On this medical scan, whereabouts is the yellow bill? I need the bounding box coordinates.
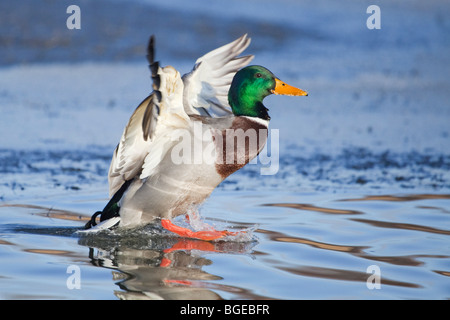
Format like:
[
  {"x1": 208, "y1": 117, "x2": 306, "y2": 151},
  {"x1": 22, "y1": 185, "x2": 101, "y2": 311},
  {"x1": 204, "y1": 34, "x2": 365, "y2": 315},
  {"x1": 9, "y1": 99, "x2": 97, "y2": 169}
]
[{"x1": 271, "y1": 78, "x2": 308, "y2": 96}]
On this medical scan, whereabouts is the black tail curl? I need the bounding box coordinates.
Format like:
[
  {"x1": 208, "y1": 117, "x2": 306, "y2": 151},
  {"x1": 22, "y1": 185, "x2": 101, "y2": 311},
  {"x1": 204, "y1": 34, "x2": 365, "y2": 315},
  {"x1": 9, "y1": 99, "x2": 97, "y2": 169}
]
[{"x1": 84, "y1": 179, "x2": 133, "y2": 229}]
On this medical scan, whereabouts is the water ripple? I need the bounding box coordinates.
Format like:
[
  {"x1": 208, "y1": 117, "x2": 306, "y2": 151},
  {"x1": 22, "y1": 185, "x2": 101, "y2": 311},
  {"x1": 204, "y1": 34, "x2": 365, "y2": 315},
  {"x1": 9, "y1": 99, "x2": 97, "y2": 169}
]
[
  {"x1": 276, "y1": 265, "x2": 421, "y2": 288},
  {"x1": 350, "y1": 218, "x2": 450, "y2": 236}
]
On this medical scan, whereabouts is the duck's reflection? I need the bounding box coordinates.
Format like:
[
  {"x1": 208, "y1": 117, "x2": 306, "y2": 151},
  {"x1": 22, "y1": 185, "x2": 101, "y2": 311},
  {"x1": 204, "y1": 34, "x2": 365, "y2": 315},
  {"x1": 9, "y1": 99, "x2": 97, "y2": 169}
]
[{"x1": 79, "y1": 233, "x2": 257, "y2": 300}]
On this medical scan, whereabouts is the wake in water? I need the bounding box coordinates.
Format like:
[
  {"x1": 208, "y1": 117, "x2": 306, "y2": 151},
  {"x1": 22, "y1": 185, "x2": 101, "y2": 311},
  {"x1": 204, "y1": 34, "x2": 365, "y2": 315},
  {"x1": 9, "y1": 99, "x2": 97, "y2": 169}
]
[
  {"x1": 77, "y1": 207, "x2": 258, "y2": 244},
  {"x1": 77, "y1": 212, "x2": 258, "y2": 276}
]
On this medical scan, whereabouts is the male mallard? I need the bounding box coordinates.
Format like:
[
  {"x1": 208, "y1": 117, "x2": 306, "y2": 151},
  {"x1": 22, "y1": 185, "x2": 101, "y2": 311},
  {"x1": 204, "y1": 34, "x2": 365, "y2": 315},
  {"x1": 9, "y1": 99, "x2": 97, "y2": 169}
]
[{"x1": 85, "y1": 34, "x2": 307, "y2": 240}]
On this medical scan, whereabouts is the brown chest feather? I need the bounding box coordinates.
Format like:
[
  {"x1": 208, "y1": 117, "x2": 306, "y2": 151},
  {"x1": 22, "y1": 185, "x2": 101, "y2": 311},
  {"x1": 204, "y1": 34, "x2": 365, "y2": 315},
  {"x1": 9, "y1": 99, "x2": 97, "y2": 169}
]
[{"x1": 213, "y1": 117, "x2": 268, "y2": 178}]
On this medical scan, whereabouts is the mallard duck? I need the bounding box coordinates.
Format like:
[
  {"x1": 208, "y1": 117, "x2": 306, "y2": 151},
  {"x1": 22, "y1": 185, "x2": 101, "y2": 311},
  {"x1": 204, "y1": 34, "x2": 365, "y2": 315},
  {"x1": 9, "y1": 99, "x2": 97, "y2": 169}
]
[{"x1": 84, "y1": 34, "x2": 307, "y2": 240}]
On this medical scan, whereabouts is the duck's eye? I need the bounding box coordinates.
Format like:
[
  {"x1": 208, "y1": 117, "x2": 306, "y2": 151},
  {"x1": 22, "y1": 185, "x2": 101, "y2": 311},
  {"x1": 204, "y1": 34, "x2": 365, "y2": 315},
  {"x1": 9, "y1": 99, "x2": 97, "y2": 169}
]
[{"x1": 255, "y1": 73, "x2": 262, "y2": 78}]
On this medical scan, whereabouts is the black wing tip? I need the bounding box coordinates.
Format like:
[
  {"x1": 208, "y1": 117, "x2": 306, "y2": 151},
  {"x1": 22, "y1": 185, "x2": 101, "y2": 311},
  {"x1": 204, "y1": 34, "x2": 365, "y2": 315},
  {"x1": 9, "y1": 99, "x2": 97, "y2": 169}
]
[
  {"x1": 147, "y1": 35, "x2": 155, "y2": 65},
  {"x1": 146, "y1": 34, "x2": 161, "y2": 91}
]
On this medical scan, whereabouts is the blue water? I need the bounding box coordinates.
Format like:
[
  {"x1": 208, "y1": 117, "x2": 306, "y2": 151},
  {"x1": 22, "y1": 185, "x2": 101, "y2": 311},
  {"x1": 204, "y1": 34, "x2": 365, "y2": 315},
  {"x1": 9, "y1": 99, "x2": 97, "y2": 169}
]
[
  {"x1": 1, "y1": 149, "x2": 449, "y2": 299},
  {"x1": 1, "y1": 0, "x2": 450, "y2": 300}
]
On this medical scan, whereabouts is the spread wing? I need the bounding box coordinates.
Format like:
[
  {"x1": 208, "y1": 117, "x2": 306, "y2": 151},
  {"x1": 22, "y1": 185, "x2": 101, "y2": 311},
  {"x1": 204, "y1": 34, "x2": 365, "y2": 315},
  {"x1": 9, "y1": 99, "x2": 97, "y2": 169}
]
[
  {"x1": 182, "y1": 34, "x2": 254, "y2": 117},
  {"x1": 108, "y1": 94, "x2": 155, "y2": 196},
  {"x1": 108, "y1": 35, "x2": 253, "y2": 196},
  {"x1": 108, "y1": 36, "x2": 188, "y2": 196}
]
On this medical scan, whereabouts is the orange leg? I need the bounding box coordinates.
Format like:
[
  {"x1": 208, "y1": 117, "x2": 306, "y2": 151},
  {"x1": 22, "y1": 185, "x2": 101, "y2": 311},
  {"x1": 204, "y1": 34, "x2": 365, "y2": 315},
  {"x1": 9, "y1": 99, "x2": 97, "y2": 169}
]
[{"x1": 161, "y1": 219, "x2": 238, "y2": 241}]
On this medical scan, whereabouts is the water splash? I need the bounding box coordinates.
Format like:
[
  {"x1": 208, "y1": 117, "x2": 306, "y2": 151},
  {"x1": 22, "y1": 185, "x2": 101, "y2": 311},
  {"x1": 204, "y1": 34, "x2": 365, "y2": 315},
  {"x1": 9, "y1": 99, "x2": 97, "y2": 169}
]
[{"x1": 185, "y1": 208, "x2": 258, "y2": 243}]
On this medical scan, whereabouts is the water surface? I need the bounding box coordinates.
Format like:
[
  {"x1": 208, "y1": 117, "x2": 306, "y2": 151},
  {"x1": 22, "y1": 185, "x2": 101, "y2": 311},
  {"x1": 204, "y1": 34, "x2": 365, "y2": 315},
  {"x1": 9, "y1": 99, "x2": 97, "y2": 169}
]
[
  {"x1": 1, "y1": 0, "x2": 449, "y2": 300},
  {"x1": 1, "y1": 159, "x2": 449, "y2": 299}
]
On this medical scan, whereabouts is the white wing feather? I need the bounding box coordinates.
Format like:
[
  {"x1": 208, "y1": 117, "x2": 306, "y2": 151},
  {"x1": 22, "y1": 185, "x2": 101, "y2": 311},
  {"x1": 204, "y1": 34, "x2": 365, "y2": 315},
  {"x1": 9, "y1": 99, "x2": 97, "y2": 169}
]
[
  {"x1": 140, "y1": 66, "x2": 189, "y2": 180},
  {"x1": 182, "y1": 34, "x2": 254, "y2": 117},
  {"x1": 108, "y1": 66, "x2": 188, "y2": 195},
  {"x1": 108, "y1": 96, "x2": 154, "y2": 196}
]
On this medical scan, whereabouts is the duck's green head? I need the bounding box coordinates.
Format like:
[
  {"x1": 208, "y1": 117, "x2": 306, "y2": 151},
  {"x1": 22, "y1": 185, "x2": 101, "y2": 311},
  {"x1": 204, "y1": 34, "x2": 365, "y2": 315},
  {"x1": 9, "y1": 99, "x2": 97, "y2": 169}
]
[{"x1": 228, "y1": 65, "x2": 308, "y2": 120}]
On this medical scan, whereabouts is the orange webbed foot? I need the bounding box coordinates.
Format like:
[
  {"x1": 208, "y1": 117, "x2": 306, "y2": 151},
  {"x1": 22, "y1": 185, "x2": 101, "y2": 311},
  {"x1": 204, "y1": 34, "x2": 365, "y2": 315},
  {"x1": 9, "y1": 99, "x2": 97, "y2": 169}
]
[{"x1": 161, "y1": 219, "x2": 238, "y2": 241}]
